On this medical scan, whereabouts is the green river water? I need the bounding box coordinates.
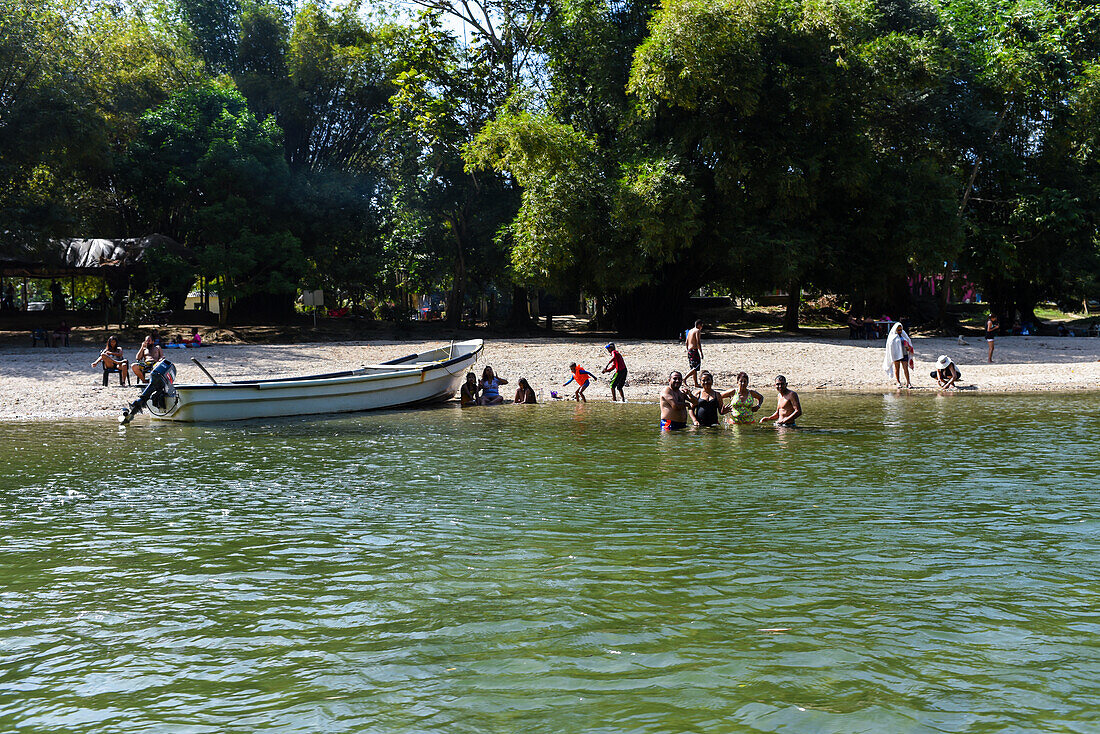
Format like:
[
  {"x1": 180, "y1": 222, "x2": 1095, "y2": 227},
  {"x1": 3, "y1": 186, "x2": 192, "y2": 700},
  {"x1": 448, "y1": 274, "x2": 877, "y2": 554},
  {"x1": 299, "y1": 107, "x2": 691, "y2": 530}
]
[{"x1": 1, "y1": 393, "x2": 1098, "y2": 733}]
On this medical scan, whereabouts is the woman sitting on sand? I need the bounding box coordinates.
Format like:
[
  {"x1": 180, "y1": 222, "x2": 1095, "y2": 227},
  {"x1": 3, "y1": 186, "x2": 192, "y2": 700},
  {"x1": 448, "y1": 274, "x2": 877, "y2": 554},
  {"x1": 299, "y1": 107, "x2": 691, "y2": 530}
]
[
  {"x1": 460, "y1": 373, "x2": 480, "y2": 406},
  {"x1": 513, "y1": 378, "x2": 537, "y2": 404},
  {"x1": 721, "y1": 372, "x2": 764, "y2": 425},
  {"x1": 91, "y1": 335, "x2": 129, "y2": 386},
  {"x1": 479, "y1": 366, "x2": 507, "y2": 405},
  {"x1": 882, "y1": 322, "x2": 914, "y2": 388}
]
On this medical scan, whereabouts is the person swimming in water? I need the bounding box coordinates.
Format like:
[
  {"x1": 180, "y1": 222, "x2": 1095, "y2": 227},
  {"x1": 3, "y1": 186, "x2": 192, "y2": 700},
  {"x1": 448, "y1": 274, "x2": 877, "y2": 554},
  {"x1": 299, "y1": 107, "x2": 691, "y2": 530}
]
[
  {"x1": 659, "y1": 371, "x2": 696, "y2": 430},
  {"x1": 760, "y1": 375, "x2": 801, "y2": 427},
  {"x1": 721, "y1": 372, "x2": 764, "y2": 425}
]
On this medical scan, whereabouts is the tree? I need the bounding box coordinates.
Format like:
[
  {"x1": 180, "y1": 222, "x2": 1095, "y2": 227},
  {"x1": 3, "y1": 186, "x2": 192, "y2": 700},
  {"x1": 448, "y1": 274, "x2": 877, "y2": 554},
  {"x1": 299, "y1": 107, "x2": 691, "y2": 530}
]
[{"x1": 129, "y1": 84, "x2": 303, "y2": 322}]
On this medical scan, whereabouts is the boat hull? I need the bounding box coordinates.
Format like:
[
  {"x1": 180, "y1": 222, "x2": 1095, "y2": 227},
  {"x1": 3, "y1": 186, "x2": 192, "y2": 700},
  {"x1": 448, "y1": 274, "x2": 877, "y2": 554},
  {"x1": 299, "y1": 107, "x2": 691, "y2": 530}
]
[{"x1": 150, "y1": 340, "x2": 482, "y2": 422}]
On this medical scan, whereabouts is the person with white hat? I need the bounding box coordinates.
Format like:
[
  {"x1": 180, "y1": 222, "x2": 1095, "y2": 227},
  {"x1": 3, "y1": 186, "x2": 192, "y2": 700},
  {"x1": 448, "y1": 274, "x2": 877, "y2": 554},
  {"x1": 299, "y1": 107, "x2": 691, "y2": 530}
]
[{"x1": 930, "y1": 355, "x2": 962, "y2": 390}]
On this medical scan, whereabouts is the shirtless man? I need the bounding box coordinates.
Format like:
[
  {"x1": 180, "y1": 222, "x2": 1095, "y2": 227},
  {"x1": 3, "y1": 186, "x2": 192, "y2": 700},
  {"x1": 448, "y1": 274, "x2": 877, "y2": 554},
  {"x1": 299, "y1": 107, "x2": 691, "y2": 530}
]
[
  {"x1": 659, "y1": 371, "x2": 697, "y2": 431},
  {"x1": 685, "y1": 320, "x2": 704, "y2": 387},
  {"x1": 760, "y1": 375, "x2": 802, "y2": 427}
]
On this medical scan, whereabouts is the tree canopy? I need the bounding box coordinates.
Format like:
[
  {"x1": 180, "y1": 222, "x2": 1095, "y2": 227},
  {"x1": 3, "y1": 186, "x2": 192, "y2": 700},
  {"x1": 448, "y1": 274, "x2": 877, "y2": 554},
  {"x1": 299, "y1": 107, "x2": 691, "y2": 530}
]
[{"x1": 1, "y1": 0, "x2": 1096, "y2": 330}]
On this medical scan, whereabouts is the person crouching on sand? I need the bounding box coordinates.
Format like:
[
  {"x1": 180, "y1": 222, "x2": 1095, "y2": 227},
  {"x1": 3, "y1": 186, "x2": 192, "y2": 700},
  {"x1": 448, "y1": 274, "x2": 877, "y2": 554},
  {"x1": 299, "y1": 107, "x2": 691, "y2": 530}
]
[
  {"x1": 564, "y1": 363, "x2": 597, "y2": 402},
  {"x1": 602, "y1": 343, "x2": 627, "y2": 402},
  {"x1": 760, "y1": 375, "x2": 802, "y2": 427},
  {"x1": 931, "y1": 355, "x2": 962, "y2": 390}
]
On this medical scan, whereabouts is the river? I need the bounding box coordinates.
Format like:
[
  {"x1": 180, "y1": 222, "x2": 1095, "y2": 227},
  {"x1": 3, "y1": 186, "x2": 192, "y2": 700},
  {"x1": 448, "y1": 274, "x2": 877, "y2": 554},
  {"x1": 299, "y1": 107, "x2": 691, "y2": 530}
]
[{"x1": 1, "y1": 393, "x2": 1097, "y2": 732}]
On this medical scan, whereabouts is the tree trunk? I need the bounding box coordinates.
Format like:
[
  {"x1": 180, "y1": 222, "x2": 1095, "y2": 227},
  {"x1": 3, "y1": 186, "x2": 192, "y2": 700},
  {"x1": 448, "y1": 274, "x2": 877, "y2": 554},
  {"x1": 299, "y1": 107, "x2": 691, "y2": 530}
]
[
  {"x1": 782, "y1": 280, "x2": 801, "y2": 331},
  {"x1": 508, "y1": 284, "x2": 530, "y2": 328},
  {"x1": 446, "y1": 241, "x2": 466, "y2": 328}
]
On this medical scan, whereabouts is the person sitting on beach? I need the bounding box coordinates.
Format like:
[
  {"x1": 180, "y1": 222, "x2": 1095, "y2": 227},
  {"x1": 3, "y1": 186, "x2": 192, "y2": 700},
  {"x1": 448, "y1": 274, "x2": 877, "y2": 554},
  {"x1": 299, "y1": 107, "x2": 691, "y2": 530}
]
[
  {"x1": 188, "y1": 327, "x2": 202, "y2": 347},
  {"x1": 930, "y1": 355, "x2": 962, "y2": 390},
  {"x1": 685, "y1": 320, "x2": 704, "y2": 388},
  {"x1": 50, "y1": 320, "x2": 71, "y2": 347},
  {"x1": 564, "y1": 362, "x2": 597, "y2": 402},
  {"x1": 131, "y1": 335, "x2": 164, "y2": 385},
  {"x1": 91, "y1": 335, "x2": 130, "y2": 386},
  {"x1": 513, "y1": 378, "x2": 537, "y2": 404},
  {"x1": 164, "y1": 334, "x2": 186, "y2": 348},
  {"x1": 602, "y1": 343, "x2": 628, "y2": 402},
  {"x1": 760, "y1": 375, "x2": 801, "y2": 427},
  {"x1": 690, "y1": 371, "x2": 730, "y2": 427},
  {"x1": 659, "y1": 371, "x2": 697, "y2": 431},
  {"x1": 479, "y1": 366, "x2": 507, "y2": 405},
  {"x1": 721, "y1": 372, "x2": 764, "y2": 425},
  {"x1": 460, "y1": 373, "x2": 480, "y2": 406},
  {"x1": 882, "y1": 322, "x2": 914, "y2": 388},
  {"x1": 460, "y1": 372, "x2": 480, "y2": 406}
]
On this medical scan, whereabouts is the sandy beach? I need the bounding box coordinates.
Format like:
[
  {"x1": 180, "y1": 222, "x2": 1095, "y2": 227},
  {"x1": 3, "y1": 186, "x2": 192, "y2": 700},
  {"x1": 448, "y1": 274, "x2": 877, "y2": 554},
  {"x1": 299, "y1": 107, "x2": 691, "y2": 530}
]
[{"x1": 1, "y1": 333, "x2": 1098, "y2": 420}]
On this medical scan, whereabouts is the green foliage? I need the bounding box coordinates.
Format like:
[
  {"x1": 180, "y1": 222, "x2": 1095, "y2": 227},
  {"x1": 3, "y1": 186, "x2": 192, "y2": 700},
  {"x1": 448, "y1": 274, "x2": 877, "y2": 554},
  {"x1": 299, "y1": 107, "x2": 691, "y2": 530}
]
[
  {"x1": 124, "y1": 287, "x2": 169, "y2": 328},
  {"x1": 2, "y1": 0, "x2": 1097, "y2": 329},
  {"x1": 129, "y1": 84, "x2": 304, "y2": 312}
]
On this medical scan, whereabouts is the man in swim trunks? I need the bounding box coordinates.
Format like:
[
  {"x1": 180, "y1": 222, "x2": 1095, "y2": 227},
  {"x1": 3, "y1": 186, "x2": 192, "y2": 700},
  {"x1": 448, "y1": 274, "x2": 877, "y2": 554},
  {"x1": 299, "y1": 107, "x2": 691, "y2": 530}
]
[
  {"x1": 602, "y1": 343, "x2": 628, "y2": 402},
  {"x1": 685, "y1": 320, "x2": 704, "y2": 387},
  {"x1": 659, "y1": 371, "x2": 696, "y2": 430},
  {"x1": 760, "y1": 375, "x2": 802, "y2": 427}
]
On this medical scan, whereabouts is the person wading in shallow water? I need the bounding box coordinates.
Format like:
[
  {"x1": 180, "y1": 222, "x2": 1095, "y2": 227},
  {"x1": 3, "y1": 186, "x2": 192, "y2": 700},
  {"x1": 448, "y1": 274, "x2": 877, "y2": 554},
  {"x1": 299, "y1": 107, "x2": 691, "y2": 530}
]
[
  {"x1": 659, "y1": 371, "x2": 697, "y2": 431},
  {"x1": 760, "y1": 375, "x2": 802, "y2": 427},
  {"x1": 690, "y1": 371, "x2": 729, "y2": 427}
]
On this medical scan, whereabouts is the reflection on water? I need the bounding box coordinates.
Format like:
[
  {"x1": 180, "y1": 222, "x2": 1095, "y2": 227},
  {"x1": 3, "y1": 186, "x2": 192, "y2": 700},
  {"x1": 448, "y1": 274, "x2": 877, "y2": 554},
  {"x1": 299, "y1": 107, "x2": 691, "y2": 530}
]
[{"x1": 1, "y1": 393, "x2": 1099, "y2": 733}]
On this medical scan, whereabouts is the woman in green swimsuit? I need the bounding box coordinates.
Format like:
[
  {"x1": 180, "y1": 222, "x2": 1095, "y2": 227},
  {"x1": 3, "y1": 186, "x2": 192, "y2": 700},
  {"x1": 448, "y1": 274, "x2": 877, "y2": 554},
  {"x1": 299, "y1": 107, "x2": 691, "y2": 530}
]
[{"x1": 721, "y1": 372, "x2": 764, "y2": 425}]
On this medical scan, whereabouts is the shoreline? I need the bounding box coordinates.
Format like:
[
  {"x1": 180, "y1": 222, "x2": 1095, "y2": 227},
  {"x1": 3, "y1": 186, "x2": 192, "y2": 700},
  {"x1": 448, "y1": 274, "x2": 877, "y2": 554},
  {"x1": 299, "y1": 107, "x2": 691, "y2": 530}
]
[{"x1": 1, "y1": 335, "x2": 1098, "y2": 421}]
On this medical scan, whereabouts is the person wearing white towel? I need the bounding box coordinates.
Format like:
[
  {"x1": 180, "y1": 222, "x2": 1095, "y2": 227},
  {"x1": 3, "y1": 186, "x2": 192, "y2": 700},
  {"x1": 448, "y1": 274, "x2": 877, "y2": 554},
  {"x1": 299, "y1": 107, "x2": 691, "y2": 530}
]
[{"x1": 882, "y1": 322, "x2": 914, "y2": 388}]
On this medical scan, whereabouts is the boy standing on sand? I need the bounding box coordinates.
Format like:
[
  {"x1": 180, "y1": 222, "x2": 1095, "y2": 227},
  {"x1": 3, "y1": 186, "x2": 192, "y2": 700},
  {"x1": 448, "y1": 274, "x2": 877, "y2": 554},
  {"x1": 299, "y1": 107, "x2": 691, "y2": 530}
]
[
  {"x1": 685, "y1": 320, "x2": 704, "y2": 387},
  {"x1": 603, "y1": 343, "x2": 628, "y2": 402}
]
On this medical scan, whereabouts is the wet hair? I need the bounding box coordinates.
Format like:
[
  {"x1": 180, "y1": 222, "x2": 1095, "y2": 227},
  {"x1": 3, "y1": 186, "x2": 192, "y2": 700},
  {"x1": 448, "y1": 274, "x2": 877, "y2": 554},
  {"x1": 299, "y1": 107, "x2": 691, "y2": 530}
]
[
  {"x1": 737, "y1": 371, "x2": 749, "y2": 382},
  {"x1": 775, "y1": 375, "x2": 787, "y2": 385},
  {"x1": 700, "y1": 370, "x2": 713, "y2": 382}
]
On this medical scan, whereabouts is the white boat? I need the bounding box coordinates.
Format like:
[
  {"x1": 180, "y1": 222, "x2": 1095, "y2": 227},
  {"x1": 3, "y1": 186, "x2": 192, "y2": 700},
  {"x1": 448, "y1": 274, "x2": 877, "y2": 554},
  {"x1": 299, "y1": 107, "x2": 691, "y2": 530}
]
[{"x1": 135, "y1": 339, "x2": 483, "y2": 423}]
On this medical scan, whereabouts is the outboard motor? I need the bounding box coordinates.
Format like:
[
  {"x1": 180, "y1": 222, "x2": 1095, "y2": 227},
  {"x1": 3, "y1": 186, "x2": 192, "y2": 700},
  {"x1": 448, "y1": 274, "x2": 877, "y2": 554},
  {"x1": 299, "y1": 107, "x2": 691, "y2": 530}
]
[{"x1": 119, "y1": 359, "x2": 177, "y2": 425}]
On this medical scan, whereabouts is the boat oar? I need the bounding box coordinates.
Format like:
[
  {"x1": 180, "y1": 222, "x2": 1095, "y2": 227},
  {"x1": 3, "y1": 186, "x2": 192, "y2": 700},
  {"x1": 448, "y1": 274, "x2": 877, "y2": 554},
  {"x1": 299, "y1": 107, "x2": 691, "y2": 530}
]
[{"x1": 191, "y1": 357, "x2": 217, "y2": 384}]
